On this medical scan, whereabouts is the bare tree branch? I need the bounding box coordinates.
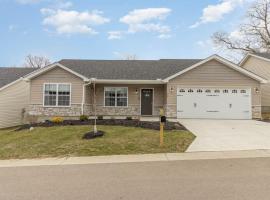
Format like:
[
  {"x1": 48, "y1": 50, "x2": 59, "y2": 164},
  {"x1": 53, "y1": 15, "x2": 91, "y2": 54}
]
[
  {"x1": 212, "y1": 0, "x2": 270, "y2": 54},
  {"x1": 24, "y1": 54, "x2": 51, "y2": 68}
]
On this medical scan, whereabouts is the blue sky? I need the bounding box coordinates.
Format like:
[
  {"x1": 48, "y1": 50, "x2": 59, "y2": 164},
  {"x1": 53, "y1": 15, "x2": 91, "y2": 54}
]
[{"x1": 0, "y1": 0, "x2": 253, "y2": 66}]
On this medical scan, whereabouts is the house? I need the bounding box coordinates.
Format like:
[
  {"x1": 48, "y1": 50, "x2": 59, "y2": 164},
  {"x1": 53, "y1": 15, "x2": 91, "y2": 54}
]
[
  {"x1": 23, "y1": 54, "x2": 266, "y2": 121},
  {"x1": 0, "y1": 67, "x2": 36, "y2": 128},
  {"x1": 240, "y1": 53, "x2": 270, "y2": 115}
]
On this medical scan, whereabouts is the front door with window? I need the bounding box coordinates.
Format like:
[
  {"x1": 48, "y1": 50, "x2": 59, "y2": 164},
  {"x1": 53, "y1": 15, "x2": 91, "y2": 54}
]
[{"x1": 141, "y1": 89, "x2": 153, "y2": 115}]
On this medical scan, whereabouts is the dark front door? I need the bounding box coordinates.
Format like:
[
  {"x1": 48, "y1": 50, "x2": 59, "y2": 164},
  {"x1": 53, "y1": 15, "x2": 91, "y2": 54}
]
[{"x1": 141, "y1": 89, "x2": 153, "y2": 115}]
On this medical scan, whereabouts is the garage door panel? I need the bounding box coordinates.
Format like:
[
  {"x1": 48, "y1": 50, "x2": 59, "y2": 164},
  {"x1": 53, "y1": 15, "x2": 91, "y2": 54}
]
[{"x1": 177, "y1": 88, "x2": 251, "y2": 119}]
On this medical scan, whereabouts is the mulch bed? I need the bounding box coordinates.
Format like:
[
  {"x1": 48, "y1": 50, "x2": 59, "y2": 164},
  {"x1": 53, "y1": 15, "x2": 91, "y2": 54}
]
[
  {"x1": 260, "y1": 119, "x2": 270, "y2": 123},
  {"x1": 16, "y1": 119, "x2": 187, "y2": 131},
  {"x1": 82, "y1": 131, "x2": 105, "y2": 140}
]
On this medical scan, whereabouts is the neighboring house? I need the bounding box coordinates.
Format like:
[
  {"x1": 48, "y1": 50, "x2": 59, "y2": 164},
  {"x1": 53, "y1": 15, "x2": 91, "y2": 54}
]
[
  {"x1": 240, "y1": 53, "x2": 270, "y2": 114},
  {"x1": 0, "y1": 67, "x2": 36, "y2": 128},
  {"x1": 24, "y1": 54, "x2": 266, "y2": 121}
]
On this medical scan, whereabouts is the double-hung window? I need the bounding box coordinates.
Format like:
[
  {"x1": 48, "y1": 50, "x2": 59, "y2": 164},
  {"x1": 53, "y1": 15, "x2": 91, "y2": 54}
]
[
  {"x1": 104, "y1": 87, "x2": 128, "y2": 107},
  {"x1": 44, "y1": 83, "x2": 71, "y2": 107}
]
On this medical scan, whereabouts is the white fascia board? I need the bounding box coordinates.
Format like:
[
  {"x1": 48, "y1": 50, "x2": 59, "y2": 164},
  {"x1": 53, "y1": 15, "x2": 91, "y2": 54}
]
[
  {"x1": 24, "y1": 63, "x2": 90, "y2": 82},
  {"x1": 94, "y1": 79, "x2": 166, "y2": 84},
  {"x1": 0, "y1": 78, "x2": 23, "y2": 91}
]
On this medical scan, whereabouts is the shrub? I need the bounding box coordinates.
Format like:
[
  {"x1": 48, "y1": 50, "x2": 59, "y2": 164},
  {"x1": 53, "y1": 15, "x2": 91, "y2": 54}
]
[
  {"x1": 97, "y1": 116, "x2": 103, "y2": 120},
  {"x1": 51, "y1": 117, "x2": 64, "y2": 123},
  {"x1": 126, "y1": 116, "x2": 132, "y2": 120},
  {"x1": 79, "y1": 115, "x2": 88, "y2": 121}
]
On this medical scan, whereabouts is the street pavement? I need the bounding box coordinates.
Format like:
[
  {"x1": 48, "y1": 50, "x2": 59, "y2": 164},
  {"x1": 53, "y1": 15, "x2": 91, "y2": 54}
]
[{"x1": 1, "y1": 157, "x2": 270, "y2": 200}]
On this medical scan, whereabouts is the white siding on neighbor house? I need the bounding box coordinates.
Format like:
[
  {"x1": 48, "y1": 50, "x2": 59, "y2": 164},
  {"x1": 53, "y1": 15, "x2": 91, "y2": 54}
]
[
  {"x1": 241, "y1": 56, "x2": 270, "y2": 108},
  {"x1": 0, "y1": 80, "x2": 30, "y2": 128}
]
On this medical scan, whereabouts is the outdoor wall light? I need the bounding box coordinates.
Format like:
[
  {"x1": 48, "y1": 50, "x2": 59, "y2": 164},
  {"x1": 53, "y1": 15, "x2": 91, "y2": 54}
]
[
  {"x1": 170, "y1": 86, "x2": 174, "y2": 93},
  {"x1": 135, "y1": 89, "x2": 138, "y2": 94},
  {"x1": 255, "y1": 87, "x2": 260, "y2": 94}
]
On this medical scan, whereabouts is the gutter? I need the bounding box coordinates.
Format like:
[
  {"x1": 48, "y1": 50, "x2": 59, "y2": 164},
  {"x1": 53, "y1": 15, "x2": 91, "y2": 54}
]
[{"x1": 93, "y1": 79, "x2": 166, "y2": 84}]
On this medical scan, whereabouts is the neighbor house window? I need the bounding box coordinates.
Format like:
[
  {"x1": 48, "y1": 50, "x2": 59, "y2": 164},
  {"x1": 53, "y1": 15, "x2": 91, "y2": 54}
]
[
  {"x1": 105, "y1": 87, "x2": 128, "y2": 107},
  {"x1": 44, "y1": 83, "x2": 71, "y2": 107}
]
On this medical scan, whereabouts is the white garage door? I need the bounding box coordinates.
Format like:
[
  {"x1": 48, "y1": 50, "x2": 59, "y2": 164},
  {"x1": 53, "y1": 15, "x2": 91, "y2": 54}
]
[{"x1": 177, "y1": 88, "x2": 251, "y2": 119}]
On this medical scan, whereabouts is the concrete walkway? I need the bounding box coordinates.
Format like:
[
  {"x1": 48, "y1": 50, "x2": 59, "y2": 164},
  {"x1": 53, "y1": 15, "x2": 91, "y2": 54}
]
[
  {"x1": 180, "y1": 119, "x2": 270, "y2": 152},
  {"x1": 2, "y1": 150, "x2": 270, "y2": 168}
]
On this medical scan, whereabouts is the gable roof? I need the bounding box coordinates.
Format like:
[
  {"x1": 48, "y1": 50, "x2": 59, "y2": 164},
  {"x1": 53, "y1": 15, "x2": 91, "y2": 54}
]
[
  {"x1": 59, "y1": 59, "x2": 202, "y2": 80},
  {"x1": 0, "y1": 67, "x2": 36, "y2": 89},
  {"x1": 164, "y1": 54, "x2": 267, "y2": 83},
  {"x1": 240, "y1": 52, "x2": 270, "y2": 66},
  {"x1": 24, "y1": 54, "x2": 267, "y2": 84}
]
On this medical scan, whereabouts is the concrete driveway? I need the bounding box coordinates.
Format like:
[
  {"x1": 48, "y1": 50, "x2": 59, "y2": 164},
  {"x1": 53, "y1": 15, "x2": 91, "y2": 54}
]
[{"x1": 179, "y1": 119, "x2": 270, "y2": 152}]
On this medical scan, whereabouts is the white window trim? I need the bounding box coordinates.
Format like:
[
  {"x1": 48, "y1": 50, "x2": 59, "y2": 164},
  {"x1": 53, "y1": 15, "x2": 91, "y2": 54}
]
[
  {"x1": 103, "y1": 87, "x2": 128, "y2": 107},
  {"x1": 43, "y1": 83, "x2": 72, "y2": 107}
]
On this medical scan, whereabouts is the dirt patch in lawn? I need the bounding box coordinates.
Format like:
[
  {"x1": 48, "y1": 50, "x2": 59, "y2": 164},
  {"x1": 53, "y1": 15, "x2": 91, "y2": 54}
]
[{"x1": 16, "y1": 119, "x2": 186, "y2": 131}]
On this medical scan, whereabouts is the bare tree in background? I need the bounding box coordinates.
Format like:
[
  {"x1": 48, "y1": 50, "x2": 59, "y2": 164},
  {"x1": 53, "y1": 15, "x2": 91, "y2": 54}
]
[
  {"x1": 24, "y1": 54, "x2": 51, "y2": 68},
  {"x1": 212, "y1": 0, "x2": 270, "y2": 55},
  {"x1": 123, "y1": 54, "x2": 138, "y2": 60}
]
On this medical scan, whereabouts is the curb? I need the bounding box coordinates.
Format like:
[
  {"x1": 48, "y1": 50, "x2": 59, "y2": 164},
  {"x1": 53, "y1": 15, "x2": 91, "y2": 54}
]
[{"x1": 1, "y1": 149, "x2": 270, "y2": 168}]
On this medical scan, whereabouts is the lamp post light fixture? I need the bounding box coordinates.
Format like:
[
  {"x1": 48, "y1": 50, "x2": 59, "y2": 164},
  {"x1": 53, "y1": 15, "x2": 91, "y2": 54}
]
[
  {"x1": 170, "y1": 86, "x2": 174, "y2": 93},
  {"x1": 255, "y1": 87, "x2": 260, "y2": 94}
]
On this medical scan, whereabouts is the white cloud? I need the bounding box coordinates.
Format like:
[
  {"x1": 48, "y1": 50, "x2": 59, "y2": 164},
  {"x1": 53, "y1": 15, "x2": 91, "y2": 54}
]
[
  {"x1": 158, "y1": 34, "x2": 171, "y2": 39},
  {"x1": 190, "y1": 0, "x2": 245, "y2": 28},
  {"x1": 229, "y1": 29, "x2": 244, "y2": 40},
  {"x1": 41, "y1": 9, "x2": 110, "y2": 35},
  {"x1": 54, "y1": 1, "x2": 72, "y2": 9},
  {"x1": 108, "y1": 31, "x2": 123, "y2": 40},
  {"x1": 119, "y1": 8, "x2": 171, "y2": 36},
  {"x1": 120, "y1": 8, "x2": 171, "y2": 25}
]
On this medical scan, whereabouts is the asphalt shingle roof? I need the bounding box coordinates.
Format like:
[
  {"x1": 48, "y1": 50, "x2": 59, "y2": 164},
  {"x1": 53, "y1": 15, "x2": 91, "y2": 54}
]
[
  {"x1": 254, "y1": 52, "x2": 270, "y2": 60},
  {"x1": 0, "y1": 67, "x2": 36, "y2": 88},
  {"x1": 59, "y1": 59, "x2": 202, "y2": 80}
]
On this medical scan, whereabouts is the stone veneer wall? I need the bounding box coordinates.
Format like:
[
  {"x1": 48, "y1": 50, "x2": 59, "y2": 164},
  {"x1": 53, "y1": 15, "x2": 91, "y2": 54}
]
[
  {"x1": 83, "y1": 104, "x2": 162, "y2": 117},
  {"x1": 28, "y1": 104, "x2": 82, "y2": 117},
  {"x1": 252, "y1": 106, "x2": 261, "y2": 119},
  {"x1": 164, "y1": 104, "x2": 177, "y2": 118}
]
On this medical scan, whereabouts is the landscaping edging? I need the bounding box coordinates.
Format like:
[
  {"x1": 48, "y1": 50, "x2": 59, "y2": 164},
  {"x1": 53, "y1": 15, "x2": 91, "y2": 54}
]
[{"x1": 16, "y1": 119, "x2": 187, "y2": 131}]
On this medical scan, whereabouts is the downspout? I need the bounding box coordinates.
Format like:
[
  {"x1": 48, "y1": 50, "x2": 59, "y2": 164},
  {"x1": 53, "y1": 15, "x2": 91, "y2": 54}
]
[{"x1": 81, "y1": 81, "x2": 91, "y2": 115}]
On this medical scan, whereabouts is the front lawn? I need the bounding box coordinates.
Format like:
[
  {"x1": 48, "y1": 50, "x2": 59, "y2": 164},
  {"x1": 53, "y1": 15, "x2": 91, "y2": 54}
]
[{"x1": 0, "y1": 125, "x2": 195, "y2": 159}]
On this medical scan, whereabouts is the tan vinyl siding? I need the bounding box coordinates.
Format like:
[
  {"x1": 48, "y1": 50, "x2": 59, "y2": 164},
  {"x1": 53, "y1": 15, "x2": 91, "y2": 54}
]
[
  {"x1": 84, "y1": 84, "x2": 164, "y2": 116},
  {"x1": 93, "y1": 84, "x2": 164, "y2": 106},
  {"x1": 30, "y1": 67, "x2": 84, "y2": 105},
  {"x1": 167, "y1": 60, "x2": 261, "y2": 115},
  {"x1": 0, "y1": 80, "x2": 30, "y2": 128},
  {"x1": 242, "y1": 56, "x2": 270, "y2": 107}
]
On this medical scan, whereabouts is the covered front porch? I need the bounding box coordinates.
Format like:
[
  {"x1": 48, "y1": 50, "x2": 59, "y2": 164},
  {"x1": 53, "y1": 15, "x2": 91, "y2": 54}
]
[{"x1": 83, "y1": 83, "x2": 166, "y2": 118}]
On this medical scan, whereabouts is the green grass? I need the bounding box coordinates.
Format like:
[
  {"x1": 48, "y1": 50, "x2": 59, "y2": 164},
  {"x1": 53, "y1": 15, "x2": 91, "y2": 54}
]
[{"x1": 0, "y1": 125, "x2": 195, "y2": 159}]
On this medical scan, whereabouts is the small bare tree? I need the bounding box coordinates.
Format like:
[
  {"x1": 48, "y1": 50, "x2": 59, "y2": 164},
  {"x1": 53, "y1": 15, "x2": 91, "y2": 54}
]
[
  {"x1": 124, "y1": 54, "x2": 138, "y2": 60},
  {"x1": 212, "y1": 0, "x2": 270, "y2": 55},
  {"x1": 24, "y1": 54, "x2": 51, "y2": 68}
]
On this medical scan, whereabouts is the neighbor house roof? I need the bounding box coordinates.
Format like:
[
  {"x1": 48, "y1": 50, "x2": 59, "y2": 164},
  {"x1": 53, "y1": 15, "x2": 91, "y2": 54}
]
[
  {"x1": 0, "y1": 67, "x2": 36, "y2": 88},
  {"x1": 58, "y1": 59, "x2": 202, "y2": 80},
  {"x1": 253, "y1": 52, "x2": 270, "y2": 60},
  {"x1": 239, "y1": 52, "x2": 270, "y2": 66}
]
